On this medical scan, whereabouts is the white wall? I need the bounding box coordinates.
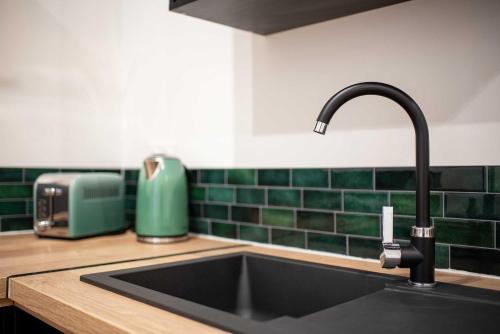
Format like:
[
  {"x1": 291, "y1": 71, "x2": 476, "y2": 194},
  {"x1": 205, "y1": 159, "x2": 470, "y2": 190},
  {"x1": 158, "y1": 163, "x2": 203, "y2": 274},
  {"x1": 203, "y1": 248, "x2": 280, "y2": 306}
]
[
  {"x1": 0, "y1": 0, "x2": 235, "y2": 168},
  {"x1": 1, "y1": 0, "x2": 499, "y2": 169},
  {"x1": 233, "y1": 0, "x2": 500, "y2": 167}
]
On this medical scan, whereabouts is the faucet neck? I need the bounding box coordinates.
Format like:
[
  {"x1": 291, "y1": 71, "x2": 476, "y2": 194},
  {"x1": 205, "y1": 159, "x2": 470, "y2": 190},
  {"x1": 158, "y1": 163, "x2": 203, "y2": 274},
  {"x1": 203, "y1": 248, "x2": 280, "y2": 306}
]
[{"x1": 315, "y1": 82, "x2": 430, "y2": 227}]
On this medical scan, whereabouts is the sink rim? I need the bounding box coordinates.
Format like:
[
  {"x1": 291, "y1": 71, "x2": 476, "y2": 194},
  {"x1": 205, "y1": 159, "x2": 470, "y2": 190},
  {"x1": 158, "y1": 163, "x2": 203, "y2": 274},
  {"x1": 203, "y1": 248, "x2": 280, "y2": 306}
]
[{"x1": 80, "y1": 251, "x2": 404, "y2": 333}]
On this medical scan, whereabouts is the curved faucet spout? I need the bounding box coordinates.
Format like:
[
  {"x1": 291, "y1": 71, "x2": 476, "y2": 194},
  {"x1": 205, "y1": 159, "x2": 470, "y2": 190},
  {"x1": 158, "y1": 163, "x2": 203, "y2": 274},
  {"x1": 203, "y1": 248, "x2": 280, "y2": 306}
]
[
  {"x1": 314, "y1": 82, "x2": 430, "y2": 228},
  {"x1": 314, "y1": 82, "x2": 435, "y2": 286}
]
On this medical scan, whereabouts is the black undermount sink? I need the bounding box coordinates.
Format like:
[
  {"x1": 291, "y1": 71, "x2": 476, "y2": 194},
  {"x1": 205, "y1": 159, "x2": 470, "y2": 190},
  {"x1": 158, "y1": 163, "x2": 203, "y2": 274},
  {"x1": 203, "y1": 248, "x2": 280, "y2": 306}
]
[{"x1": 81, "y1": 252, "x2": 500, "y2": 334}]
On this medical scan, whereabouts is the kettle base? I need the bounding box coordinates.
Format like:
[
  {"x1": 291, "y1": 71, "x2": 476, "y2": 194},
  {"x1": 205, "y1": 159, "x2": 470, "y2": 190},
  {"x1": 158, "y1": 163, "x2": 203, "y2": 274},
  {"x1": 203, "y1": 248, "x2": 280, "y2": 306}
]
[{"x1": 137, "y1": 235, "x2": 189, "y2": 244}]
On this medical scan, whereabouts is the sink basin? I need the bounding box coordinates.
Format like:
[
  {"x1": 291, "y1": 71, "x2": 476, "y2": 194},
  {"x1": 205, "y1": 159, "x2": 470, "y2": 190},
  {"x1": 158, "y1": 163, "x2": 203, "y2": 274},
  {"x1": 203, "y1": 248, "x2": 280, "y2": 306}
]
[
  {"x1": 81, "y1": 252, "x2": 500, "y2": 334},
  {"x1": 81, "y1": 252, "x2": 399, "y2": 332}
]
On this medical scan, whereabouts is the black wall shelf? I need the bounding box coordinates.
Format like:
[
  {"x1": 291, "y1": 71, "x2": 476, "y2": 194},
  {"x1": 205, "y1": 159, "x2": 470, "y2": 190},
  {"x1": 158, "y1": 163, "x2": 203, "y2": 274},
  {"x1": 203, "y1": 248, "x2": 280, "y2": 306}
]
[{"x1": 170, "y1": 0, "x2": 409, "y2": 35}]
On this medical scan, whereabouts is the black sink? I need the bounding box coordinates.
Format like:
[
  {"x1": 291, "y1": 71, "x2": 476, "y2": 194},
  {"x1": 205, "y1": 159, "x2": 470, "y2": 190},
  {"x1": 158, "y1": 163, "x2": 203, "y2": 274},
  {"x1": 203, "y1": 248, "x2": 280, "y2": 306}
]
[
  {"x1": 81, "y1": 252, "x2": 399, "y2": 332},
  {"x1": 81, "y1": 252, "x2": 500, "y2": 334}
]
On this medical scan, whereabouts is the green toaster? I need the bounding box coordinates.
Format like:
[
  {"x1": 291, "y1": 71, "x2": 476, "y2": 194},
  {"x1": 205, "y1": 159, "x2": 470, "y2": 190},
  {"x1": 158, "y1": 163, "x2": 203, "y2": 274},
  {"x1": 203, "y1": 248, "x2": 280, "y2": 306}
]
[{"x1": 33, "y1": 173, "x2": 127, "y2": 239}]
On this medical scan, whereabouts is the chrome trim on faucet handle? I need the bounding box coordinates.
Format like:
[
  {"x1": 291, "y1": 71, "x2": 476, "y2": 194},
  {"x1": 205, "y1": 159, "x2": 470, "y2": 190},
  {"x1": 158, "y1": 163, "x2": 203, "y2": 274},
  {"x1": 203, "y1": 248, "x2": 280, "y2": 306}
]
[
  {"x1": 411, "y1": 226, "x2": 434, "y2": 238},
  {"x1": 380, "y1": 243, "x2": 401, "y2": 269}
]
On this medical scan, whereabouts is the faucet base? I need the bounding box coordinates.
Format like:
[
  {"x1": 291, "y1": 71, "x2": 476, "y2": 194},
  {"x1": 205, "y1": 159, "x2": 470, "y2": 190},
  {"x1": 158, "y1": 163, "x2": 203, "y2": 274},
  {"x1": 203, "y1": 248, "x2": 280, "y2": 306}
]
[
  {"x1": 409, "y1": 234, "x2": 436, "y2": 287},
  {"x1": 408, "y1": 280, "x2": 437, "y2": 288}
]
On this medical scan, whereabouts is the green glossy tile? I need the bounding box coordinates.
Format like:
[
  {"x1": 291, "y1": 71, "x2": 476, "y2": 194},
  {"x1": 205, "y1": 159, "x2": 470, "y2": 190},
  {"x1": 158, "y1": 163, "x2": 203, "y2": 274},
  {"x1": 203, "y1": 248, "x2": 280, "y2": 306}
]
[
  {"x1": 124, "y1": 169, "x2": 139, "y2": 182},
  {"x1": 189, "y1": 186, "x2": 205, "y2": 201},
  {"x1": 236, "y1": 188, "x2": 265, "y2": 205},
  {"x1": 190, "y1": 219, "x2": 209, "y2": 234},
  {"x1": 307, "y1": 232, "x2": 346, "y2": 254},
  {"x1": 262, "y1": 208, "x2": 294, "y2": 227},
  {"x1": 488, "y1": 166, "x2": 500, "y2": 193},
  {"x1": 267, "y1": 189, "x2": 300, "y2": 207},
  {"x1": 228, "y1": 169, "x2": 255, "y2": 185},
  {"x1": 271, "y1": 229, "x2": 305, "y2": 248},
  {"x1": 394, "y1": 216, "x2": 415, "y2": 240},
  {"x1": 497, "y1": 222, "x2": 500, "y2": 249},
  {"x1": 231, "y1": 206, "x2": 259, "y2": 224},
  {"x1": 0, "y1": 168, "x2": 23, "y2": 182},
  {"x1": 60, "y1": 168, "x2": 93, "y2": 173},
  {"x1": 201, "y1": 170, "x2": 225, "y2": 184},
  {"x1": 435, "y1": 218, "x2": 494, "y2": 247},
  {"x1": 189, "y1": 203, "x2": 202, "y2": 217},
  {"x1": 258, "y1": 169, "x2": 289, "y2": 186},
  {"x1": 187, "y1": 169, "x2": 199, "y2": 184},
  {"x1": 391, "y1": 192, "x2": 442, "y2": 217},
  {"x1": 27, "y1": 200, "x2": 33, "y2": 214},
  {"x1": 24, "y1": 168, "x2": 59, "y2": 182},
  {"x1": 208, "y1": 186, "x2": 234, "y2": 202},
  {"x1": 343, "y1": 192, "x2": 388, "y2": 214},
  {"x1": 95, "y1": 169, "x2": 121, "y2": 174},
  {"x1": 0, "y1": 216, "x2": 33, "y2": 232},
  {"x1": 0, "y1": 185, "x2": 32, "y2": 199},
  {"x1": 203, "y1": 204, "x2": 228, "y2": 220},
  {"x1": 435, "y1": 244, "x2": 449, "y2": 269},
  {"x1": 297, "y1": 210, "x2": 334, "y2": 232},
  {"x1": 376, "y1": 168, "x2": 415, "y2": 190},
  {"x1": 0, "y1": 200, "x2": 26, "y2": 215},
  {"x1": 125, "y1": 197, "x2": 136, "y2": 211},
  {"x1": 240, "y1": 225, "x2": 269, "y2": 243},
  {"x1": 336, "y1": 213, "x2": 380, "y2": 237},
  {"x1": 376, "y1": 167, "x2": 485, "y2": 192},
  {"x1": 211, "y1": 222, "x2": 237, "y2": 239},
  {"x1": 126, "y1": 184, "x2": 137, "y2": 196},
  {"x1": 331, "y1": 169, "x2": 373, "y2": 189},
  {"x1": 348, "y1": 237, "x2": 382, "y2": 259},
  {"x1": 126, "y1": 212, "x2": 136, "y2": 225},
  {"x1": 445, "y1": 193, "x2": 500, "y2": 220},
  {"x1": 303, "y1": 190, "x2": 341, "y2": 210},
  {"x1": 450, "y1": 246, "x2": 500, "y2": 276},
  {"x1": 292, "y1": 169, "x2": 328, "y2": 188}
]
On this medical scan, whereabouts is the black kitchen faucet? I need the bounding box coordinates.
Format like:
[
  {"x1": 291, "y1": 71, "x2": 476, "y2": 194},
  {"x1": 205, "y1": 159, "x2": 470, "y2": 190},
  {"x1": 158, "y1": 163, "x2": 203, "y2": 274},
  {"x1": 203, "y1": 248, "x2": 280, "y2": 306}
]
[{"x1": 314, "y1": 82, "x2": 435, "y2": 287}]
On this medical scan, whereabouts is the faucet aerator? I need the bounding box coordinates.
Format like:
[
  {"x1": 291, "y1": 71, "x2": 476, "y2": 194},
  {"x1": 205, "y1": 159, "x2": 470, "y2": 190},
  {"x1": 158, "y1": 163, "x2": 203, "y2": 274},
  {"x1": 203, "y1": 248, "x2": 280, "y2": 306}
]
[{"x1": 314, "y1": 121, "x2": 327, "y2": 134}]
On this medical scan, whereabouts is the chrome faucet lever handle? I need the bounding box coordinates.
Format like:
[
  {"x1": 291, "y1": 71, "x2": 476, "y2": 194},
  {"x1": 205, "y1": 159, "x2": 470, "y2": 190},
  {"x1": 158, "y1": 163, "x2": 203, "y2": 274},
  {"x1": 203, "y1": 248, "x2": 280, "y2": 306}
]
[{"x1": 380, "y1": 206, "x2": 402, "y2": 269}]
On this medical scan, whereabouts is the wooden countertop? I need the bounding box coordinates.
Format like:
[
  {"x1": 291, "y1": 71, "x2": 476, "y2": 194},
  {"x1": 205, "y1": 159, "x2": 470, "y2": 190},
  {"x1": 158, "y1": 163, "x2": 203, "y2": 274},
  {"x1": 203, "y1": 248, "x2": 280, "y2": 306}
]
[
  {"x1": 8, "y1": 244, "x2": 500, "y2": 334},
  {"x1": 0, "y1": 231, "x2": 239, "y2": 299}
]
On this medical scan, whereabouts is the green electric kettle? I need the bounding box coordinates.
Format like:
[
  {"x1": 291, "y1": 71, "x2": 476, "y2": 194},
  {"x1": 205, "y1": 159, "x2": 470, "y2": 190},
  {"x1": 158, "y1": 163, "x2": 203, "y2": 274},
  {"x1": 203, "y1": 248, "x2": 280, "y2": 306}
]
[{"x1": 135, "y1": 154, "x2": 189, "y2": 243}]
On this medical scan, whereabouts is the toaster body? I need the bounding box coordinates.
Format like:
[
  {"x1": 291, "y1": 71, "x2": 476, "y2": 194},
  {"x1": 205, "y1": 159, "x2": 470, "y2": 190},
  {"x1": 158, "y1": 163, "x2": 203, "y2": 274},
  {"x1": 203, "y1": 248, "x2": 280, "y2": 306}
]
[{"x1": 34, "y1": 173, "x2": 127, "y2": 239}]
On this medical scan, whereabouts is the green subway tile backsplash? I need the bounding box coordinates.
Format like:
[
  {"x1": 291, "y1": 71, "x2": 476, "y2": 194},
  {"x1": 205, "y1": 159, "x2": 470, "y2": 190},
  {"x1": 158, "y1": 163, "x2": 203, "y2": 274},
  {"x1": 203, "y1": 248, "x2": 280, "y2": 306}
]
[
  {"x1": 203, "y1": 204, "x2": 228, "y2": 220},
  {"x1": 0, "y1": 168, "x2": 23, "y2": 182},
  {"x1": 435, "y1": 218, "x2": 494, "y2": 248},
  {"x1": 307, "y1": 232, "x2": 346, "y2": 255},
  {"x1": 211, "y1": 222, "x2": 236, "y2": 238},
  {"x1": 0, "y1": 185, "x2": 32, "y2": 199},
  {"x1": 331, "y1": 169, "x2": 372, "y2": 189},
  {"x1": 2, "y1": 165, "x2": 500, "y2": 277},
  {"x1": 297, "y1": 210, "x2": 334, "y2": 232},
  {"x1": 489, "y1": 166, "x2": 500, "y2": 193},
  {"x1": 271, "y1": 228, "x2": 305, "y2": 248},
  {"x1": 262, "y1": 208, "x2": 294, "y2": 227},
  {"x1": 239, "y1": 225, "x2": 269, "y2": 243},
  {"x1": 189, "y1": 219, "x2": 209, "y2": 234},
  {"x1": 236, "y1": 188, "x2": 265, "y2": 205},
  {"x1": 391, "y1": 192, "x2": 442, "y2": 217},
  {"x1": 208, "y1": 186, "x2": 234, "y2": 202},
  {"x1": 445, "y1": 193, "x2": 500, "y2": 220},
  {"x1": 348, "y1": 237, "x2": 382, "y2": 259},
  {"x1": 344, "y1": 192, "x2": 388, "y2": 214},
  {"x1": 435, "y1": 244, "x2": 450, "y2": 269},
  {"x1": 258, "y1": 169, "x2": 289, "y2": 186},
  {"x1": 201, "y1": 169, "x2": 225, "y2": 184},
  {"x1": 336, "y1": 213, "x2": 380, "y2": 237},
  {"x1": 292, "y1": 169, "x2": 329, "y2": 188},
  {"x1": 303, "y1": 190, "x2": 341, "y2": 210},
  {"x1": 267, "y1": 189, "x2": 300, "y2": 207},
  {"x1": 376, "y1": 166, "x2": 485, "y2": 192},
  {"x1": 228, "y1": 169, "x2": 255, "y2": 185},
  {"x1": 231, "y1": 206, "x2": 259, "y2": 224}
]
